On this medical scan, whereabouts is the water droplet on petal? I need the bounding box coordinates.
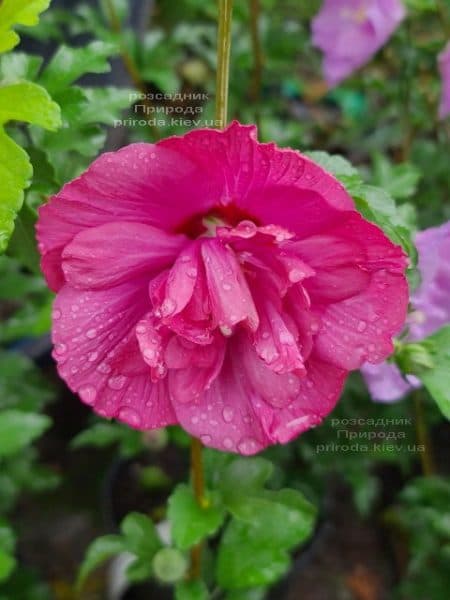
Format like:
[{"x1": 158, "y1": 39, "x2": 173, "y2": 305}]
[
  {"x1": 118, "y1": 407, "x2": 142, "y2": 428},
  {"x1": 87, "y1": 351, "x2": 98, "y2": 362},
  {"x1": 223, "y1": 437, "x2": 233, "y2": 450},
  {"x1": 220, "y1": 324, "x2": 233, "y2": 337},
  {"x1": 222, "y1": 282, "x2": 232, "y2": 291},
  {"x1": 108, "y1": 375, "x2": 126, "y2": 390},
  {"x1": 200, "y1": 434, "x2": 212, "y2": 445},
  {"x1": 52, "y1": 309, "x2": 61, "y2": 320},
  {"x1": 222, "y1": 406, "x2": 234, "y2": 423},
  {"x1": 161, "y1": 298, "x2": 177, "y2": 317},
  {"x1": 187, "y1": 268, "x2": 197, "y2": 278},
  {"x1": 279, "y1": 331, "x2": 294, "y2": 344},
  {"x1": 54, "y1": 343, "x2": 67, "y2": 356},
  {"x1": 78, "y1": 385, "x2": 97, "y2": 405},
  {"x1": 237, "y1": 437, "x2": 258, "y2": 455},
  {"x1": 357, "y1": 320, "x2": 367, "y2": 332},
  {"x1": 86, "y1": 328, "x2": 97, "y2": 339},
  {"x1": 288, "y1": 269, "x2": 304, "y2": 283}
]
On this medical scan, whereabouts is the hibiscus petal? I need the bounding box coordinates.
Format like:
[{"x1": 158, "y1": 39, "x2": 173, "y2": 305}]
[
  {"x1": 52, "y1": 282, "x2": 176, "y2": 429},
  {"x1": 167, "y1": 334, "x2": 226, "y2": 404},
  {"x1": 201, "y1": 238, "x2": 259, "y2": 334},
  {"x1": 37, "y1": 143, "x2": 217, "y2": 290},
  {"x1": 170, "y1": 349, "x2": 273, "y2": 455},
  {"x1": 268, "y1": 354, "x2": 346, "y2": 443},
  {"x1": 159, "y1": 122, "x2": 354, "y2": 223},
  {"x1": 62, "y1": 222, "x2": 187, "y2": 290},
  {"x1": 314, "y1": 268, "x2": 409, "y2": 370}
]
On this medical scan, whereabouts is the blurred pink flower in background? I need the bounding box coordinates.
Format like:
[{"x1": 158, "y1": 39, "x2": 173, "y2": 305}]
[
  {"x1": 37, "y1": 122, "x2": 408, "y2": 454},
  {"x1": 312, "y1": 0, "x2": 406, "y2": 86},
  {"x1": 438, "y1": 42, "x2": 450, "y2": 119},
  {"x1": 362, "y1": 222, "x2": 450, "y2": 402}
]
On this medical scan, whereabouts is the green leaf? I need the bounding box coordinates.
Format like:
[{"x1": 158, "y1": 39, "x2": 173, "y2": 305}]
[
  {"x1": 152, "y1": 548, "x2": 188, "y2": 584},
  {"x1": 0, "y1": 549, "x2": 16, "y2": 583},
  {"x1": 0, "y1": 53, "x2": 43, "y2": 81},
  {"x1": 0, "y1": 128, "x2": 31, "y2": 252},
  {"x1": 175, "y1": 580, "x2": 209, "y2": 600},
  {"x1": 372, "y1": 153, "x2": 422, "y2": 200},
  {"x1": 219, "y1": 457, "x2": 273, "y2": 496},
  {"x1": 0, "y1": 410, "x2": 51, "y2": 457},
  {"x1": 225, "y1": 588, "x2": 266, "y2": 600},
  {"x1": 217, "y1": 460, "x2": 316, "y2": 590},
  {"x1": 0, "y1": 0, "x2": 51, "y2": 53},
  {"x1": 125, "y1": 557, "x2": 153, "y2": 583},
  {"x1": 7, "y1": 203, "x2": 40, "y2": 273},
  {"x1": 39, "y1": 41, "x2": 117, "y2": 95},
  {"x1": 0, "y1": 520, "x2": 16, "y2": 555},
  {"x1": 420, "y1": 326, "x2": 450, "y2": 419},
  {"x1": 225, "y1": 489, "x2": 316, "y2": 548},
  {"x1": 304, "y1": 151, "x2": 417, "y2": 265},
  {"x1": 217, "y1": 518, "x2": 291, "y2": 589},
  {"x1": 305, "y1": 151, "x2": 359, "y2": 178},
  {"x1": 80, "y1": 87, "x2": 134, "y2": 124},
  {"x1": 77, "y1": 535, "x2": 125, "y2": 589},
  {"x1": 0, "y1": 81, "x2": 60, "y2": 129},
  {"x1": 305, "y1": 150, "x2": 363, "y2": 194},
  {"x1": 70, "y1": 422, "x2": 124, "y2": 449},
  {"x1": 120, "y1": 512, "x2": 161, "y2": 560},
  {"x1": 0, "y1": 81, "x2": 60, "y2": 253},
  {"x1": 168, "y1": 484, "x2": 225, "y2": 550},
  {"x1": 0, "y1": 350, "x2": 54, "y2": 412},
  {"x1": 352, "y1": 185, "x2": 417, "y2": 266}
]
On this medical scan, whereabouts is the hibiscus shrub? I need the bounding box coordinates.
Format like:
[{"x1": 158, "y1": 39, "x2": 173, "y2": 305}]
[{"x1": 0, "y1": 0, "x2": 449, "y2": 599}]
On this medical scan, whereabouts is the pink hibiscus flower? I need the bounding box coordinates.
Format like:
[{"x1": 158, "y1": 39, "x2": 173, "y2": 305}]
[
  {"x1": 438, "y1": 41, "x2": 450, "y2": 119},
  {"x1": 362, "y1": 222, "x2": 450, "y2": 402},
  {"x1": 312, "y1": 0, "x2": 406, "y2": 87},
  {"x1": 36, "y1": 122, "x2": 408, "y2": 454}
]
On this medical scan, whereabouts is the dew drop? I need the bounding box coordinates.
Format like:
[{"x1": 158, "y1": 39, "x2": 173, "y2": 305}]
[
  {"x1": 54, "y1": 343, "x2": 67, "y2": 355},
  {"x1": 97, "y1": 362, "x2": 111, "y2": 374},
  {"x1": 52, "y1": 309, "x2": 62, "y2": 320},
  {"x1": 223, "y1": 437, "x2": 233, "y2": 449},
  {"x1": 237, "y1": 437, "x2": 258, "y2": 455},
  {"x1": 288, "y1": 269, "x2": 304, "y2": 283},
  {"x1": 279, "y1": 331, "x2": 294, "y2": 344},
  {"x1": 144, "y1": 348, "x2": 155, "y2": 360},
  {"x1": 220, "y1": 324, "x2": 233, "y2": 337},
  {"x1": 200, "y1": 434, "x2": 212, "y2": 445},
  {"x1": 118, "y1": 407, "x2": 142, "y2": 428},
  {"x1": 87, "y1": 351, "x2": 98, "y2": 362},
  {"x1": 222, "y1": 406, "x2": 234, "y2": 423},
  {"x1": 222, "y1": 282, "x2": 232, "y2": 291},
  {"x1": 78, "y1": 385, "x2": 97, "y2": 405},
  {"x1": 86, "y1": 328, "x2": 97, "y2": 339},
  {"x1": 187, "y1": 268, "x2": 197, "y2": 278},
  {"x1": 161, "y1": 298, "x2": 177, "y2": 316},
  {"x1": 107, "y1": 375, "x2": 126, "y2": 390},
  {"x1": 357, "y1": 320, "x2": 367, "y2": 332}
]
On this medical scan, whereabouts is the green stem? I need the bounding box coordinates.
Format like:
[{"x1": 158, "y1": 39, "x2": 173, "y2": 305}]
[
  {"x1": 215, "y1": 0, "x2": 234, "y2": 127},
  {"x1": 249, "y1": 0, "x2": 263, "y2": 132},
  {"x1": 189, "y1": 437, "x2": 206, "y2": 579},
  {"x1": 412, "y1": 391, "x2": 436, "y2": 476}
]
